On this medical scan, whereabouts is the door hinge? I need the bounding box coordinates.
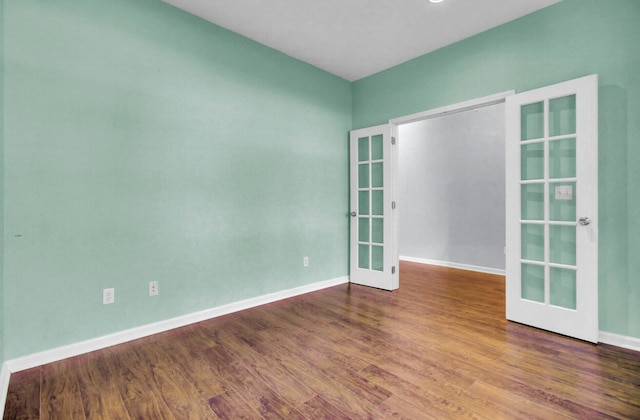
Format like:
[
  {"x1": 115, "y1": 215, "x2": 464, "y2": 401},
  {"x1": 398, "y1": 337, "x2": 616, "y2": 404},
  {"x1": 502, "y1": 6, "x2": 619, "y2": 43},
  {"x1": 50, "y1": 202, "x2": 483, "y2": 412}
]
[
  {"x1": 391, "y1": 136, "x2": 396, "y2": 145},
  {"x1": 392, "y1": 266, "x2": 396, "y2": 274},
  {"x1": 392, "y1": 201, "x2": 396, "y2": 209}
]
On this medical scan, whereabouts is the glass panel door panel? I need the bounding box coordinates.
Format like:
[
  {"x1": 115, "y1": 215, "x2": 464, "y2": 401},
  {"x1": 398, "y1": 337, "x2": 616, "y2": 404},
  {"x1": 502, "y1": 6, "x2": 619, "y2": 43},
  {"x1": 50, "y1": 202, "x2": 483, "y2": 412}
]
[
  {"x1": 521, "y1": 143, "x2": 544, "y2": 180},
  {"x1": 521, "y1": 102, "x2": 544, "y2": 140},
  {"x1": 519, "y1": 98, "x2": 579, "y2": 313},
  {"x1": 522, "y1": 224, "x2": 544, "y2": 262},
  {"x1": 358, "y1": 218, "x2": 369, "y2": 242},
  {"x1": 371, "y1": 163, "x2": 384, "y2": 188},
  {"x1": 354, "y1": 133, "x2": 386, "y2": 276},
  {"x1": 549, "y1": 95, "x2": 576, "y2": 137},
  {"x1": 522, "y1": 264, "x2": 545, "y2": 303},
  {"x1": 550, "y1": 268, "x2": 577, "y2": 310},
  {"x1": 358, "y1": 137, "x2": 369, "y2": 161},
  {"x1": 507, "y1": 74, "x2": 598, "y2": 343},
  {"x1": 358, "y1": 164, "x2": 369, "y2": 188},
  {"x1": 521, "y1": 184, "x2": 545, "y2": 220},
  {"x1": 358, "y1": 244, "x2": 370, "y2": 269},
  {"x1": 350, "y1": 124, "x2": 396, "y2": 291},
  {"x1": 519, "y1": 97, "x2": 579, "y2": 312},
  {"x1": 550, "y1": 225, "x2": 576, "y2": 266},
  {"x1": 372, "y1": 190, "x2": 384, "y2": 216},
  {"x1": 372, "y1": 246, "x2": 384, "y2": 271},
  {"x1": 372, "y1": 218, "x2": 383, "y2": 244},
  {"x1": 549, "y1": 138, "x2": 576, "y2": 179},
  {"x1": 359, "y1": 191, "x2": 370, "y2": 216},
  {"x1": 371, "y1": 135, "x2": 383, "y2": 160}
]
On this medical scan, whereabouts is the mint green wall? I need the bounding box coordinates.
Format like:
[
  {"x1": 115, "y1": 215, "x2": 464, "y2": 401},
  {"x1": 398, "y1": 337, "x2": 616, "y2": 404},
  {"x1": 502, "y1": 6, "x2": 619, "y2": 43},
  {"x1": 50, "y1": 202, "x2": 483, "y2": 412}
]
[
  {"x1": 3, "y1": 0, "x2": 638, "y2": 362},
  {"x1": 0, "y1": 0, "x2": 5, "y2": 366},
  {"x1": 3, "y1": 0, "x2": 351, "y2": 359},
  {"x1": 353, "y1": 0, "x2": 640, "y2": 340}
]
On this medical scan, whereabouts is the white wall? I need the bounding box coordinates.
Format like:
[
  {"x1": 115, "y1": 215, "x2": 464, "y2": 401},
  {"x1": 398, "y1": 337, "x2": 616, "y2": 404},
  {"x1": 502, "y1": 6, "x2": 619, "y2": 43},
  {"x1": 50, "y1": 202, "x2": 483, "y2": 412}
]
[{"x1": 398, "y1": 103, "x2": 505, "y2": 272}]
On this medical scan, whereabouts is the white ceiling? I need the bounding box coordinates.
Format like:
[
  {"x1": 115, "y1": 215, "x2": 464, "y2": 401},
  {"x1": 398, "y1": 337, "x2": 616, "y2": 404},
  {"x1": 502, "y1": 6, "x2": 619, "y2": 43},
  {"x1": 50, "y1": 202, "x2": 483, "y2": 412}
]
[{"x1": 162, "y1": 0, "x2": 561, "y2": 82}]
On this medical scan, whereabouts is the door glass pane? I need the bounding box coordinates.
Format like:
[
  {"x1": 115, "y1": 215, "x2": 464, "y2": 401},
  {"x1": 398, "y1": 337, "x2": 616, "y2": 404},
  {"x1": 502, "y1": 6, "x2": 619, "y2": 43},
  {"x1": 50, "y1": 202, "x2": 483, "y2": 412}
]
[
  {"x1": 358, "y1": 164, "x2": 369, "y2": 188},
  {"x1": 550, "y1": 267, "x2": 577, "y2": 310},
  {"x1": 372, "y1": 245, "x2": 383, "y2": 271},
  {"x1": 521, "y1": 102, "x2": 544, "y2": 141},
  {"x1": 359, "y1": 191, "x2": 370, "y2": 216},
  {"x1": 372, "y1": 190, "x2": 384, "y2": 215},
  {"x1": 549, "y1": 182, "x2": 576, "y2": 222},
  {"x1": 354, "y1": 130, "x2": 386, "y2": 275},
  {"x1": 521, "y1": 183, "x2": 544, "y2": 220},
  {"x1": 358, "y1": 244, "x2": 369, "y2": 269},
  {"x1": 522, "y1": 264, "x2": 545, "y2": 303},
  {"x1": 371, "y1": 134, "x2": 383, "y2": 160},
  {"x1": 371, "y1": 162, "x2": 383, "y2": 188},
  {"x1": 358, "y1": 217, "x2": 370, "y2": 242},
  {"x1": 550, "y1": 225, "x2": 576, "y2": 266},
  {"x1": 358, "y1": 136, "x2": 369, "y2": 162},
  {"x1": 521, "y1": 143, "x2": 544, "y2": 181},
  {"x1": 372, "y1": 218, "x2": 383, "y2": 244},
  {"x1": 549, "y1": 138, "x2": 576, "y2": 179},
  {"x1": 522, "y1": 224, "x2": 544, "y2": 262},
  {"x1": 549, "y1": 95, "x2": 576, "y2": 137}
]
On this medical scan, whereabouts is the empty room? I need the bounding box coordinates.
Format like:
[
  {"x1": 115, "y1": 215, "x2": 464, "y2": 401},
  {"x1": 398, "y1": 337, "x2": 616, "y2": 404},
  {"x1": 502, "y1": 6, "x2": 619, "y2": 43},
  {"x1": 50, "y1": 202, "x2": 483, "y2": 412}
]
[{"x1": 1, "y1": 0, "x2": 639, "y2": 418}]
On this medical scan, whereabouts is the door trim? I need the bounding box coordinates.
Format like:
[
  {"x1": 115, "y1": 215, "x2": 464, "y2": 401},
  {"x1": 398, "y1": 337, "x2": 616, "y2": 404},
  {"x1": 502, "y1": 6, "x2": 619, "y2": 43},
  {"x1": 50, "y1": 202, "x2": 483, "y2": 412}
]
[
  {"x1": 390, "y1": 90, "x2": 515, "y2": 126},
  {"x1": 386, "y1": 91, "x2": 514, "y2": 286}
]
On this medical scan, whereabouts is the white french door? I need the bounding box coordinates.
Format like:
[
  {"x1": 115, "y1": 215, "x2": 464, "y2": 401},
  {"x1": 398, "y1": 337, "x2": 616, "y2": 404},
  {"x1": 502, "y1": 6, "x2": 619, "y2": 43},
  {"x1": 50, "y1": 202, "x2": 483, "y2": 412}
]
[
  {"x1": 505, "y1": 75, "x2": 598, "y2": 342},
  {"x1": 349, "y1": 124, "x2": 398, "y2": 290}
]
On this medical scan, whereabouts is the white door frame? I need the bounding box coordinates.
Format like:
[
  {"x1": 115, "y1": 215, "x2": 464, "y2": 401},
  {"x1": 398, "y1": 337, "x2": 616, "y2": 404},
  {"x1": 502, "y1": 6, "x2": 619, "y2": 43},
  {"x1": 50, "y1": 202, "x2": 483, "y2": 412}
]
[
  {"x1": 349, "y1": 91, "x2": 513, "y2": 291},
  {"x1": 389, "y1": 91, "x2": 515, "y2": 128},
  {"x1": 390, "y1": 90, "x2": 514, "y2": 275},
  {"x1": 386, "y1": 91, "x2": 514, "y2": 281}
]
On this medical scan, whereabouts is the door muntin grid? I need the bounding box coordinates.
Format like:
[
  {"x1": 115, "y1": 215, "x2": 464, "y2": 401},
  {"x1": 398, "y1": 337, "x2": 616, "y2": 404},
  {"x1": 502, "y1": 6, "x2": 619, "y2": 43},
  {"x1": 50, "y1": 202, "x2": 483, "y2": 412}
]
[
  {"x1": 357, "y1": 135, "x2": 384, "y2": 272},
  {"x1": 520, "y1": 95, "x2": 578, "y2": 310}
]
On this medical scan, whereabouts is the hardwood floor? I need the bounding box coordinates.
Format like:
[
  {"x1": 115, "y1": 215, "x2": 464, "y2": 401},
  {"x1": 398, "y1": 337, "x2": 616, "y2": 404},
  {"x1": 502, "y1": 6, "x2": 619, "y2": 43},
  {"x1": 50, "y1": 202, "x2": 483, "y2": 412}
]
[{"x1": 4, "y1": 261, "x2": 640, "y2": 419}]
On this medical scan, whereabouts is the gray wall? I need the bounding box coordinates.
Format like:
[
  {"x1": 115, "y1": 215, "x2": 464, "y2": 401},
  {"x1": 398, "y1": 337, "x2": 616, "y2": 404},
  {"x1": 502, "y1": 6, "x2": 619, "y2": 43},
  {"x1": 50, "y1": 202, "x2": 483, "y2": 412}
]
[{"x1": 398, "y1": 103, "x2": 505, "y2": 271}]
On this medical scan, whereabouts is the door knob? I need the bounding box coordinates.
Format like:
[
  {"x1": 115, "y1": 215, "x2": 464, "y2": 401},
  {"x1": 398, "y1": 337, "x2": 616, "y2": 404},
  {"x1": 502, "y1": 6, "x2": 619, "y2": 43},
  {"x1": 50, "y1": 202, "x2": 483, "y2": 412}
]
[
  {"x1": 350, "y1": 211, "x2": 357, "y2": 217},
  {"x1": 578, "y1": 216, "x2": 591, "y2": 226}
]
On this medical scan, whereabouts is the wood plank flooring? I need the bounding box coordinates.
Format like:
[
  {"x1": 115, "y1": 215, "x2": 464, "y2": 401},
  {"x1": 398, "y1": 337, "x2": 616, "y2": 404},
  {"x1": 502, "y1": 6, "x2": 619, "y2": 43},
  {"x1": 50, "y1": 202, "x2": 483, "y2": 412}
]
[{"x1": 4, "y1": 261, "x2": 640, "y2": 419}]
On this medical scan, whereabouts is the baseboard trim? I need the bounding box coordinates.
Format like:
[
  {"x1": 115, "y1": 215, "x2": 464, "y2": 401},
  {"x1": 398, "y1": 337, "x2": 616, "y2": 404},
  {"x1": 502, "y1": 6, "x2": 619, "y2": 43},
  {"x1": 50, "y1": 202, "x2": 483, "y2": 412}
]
[
  {"x1": 599, "y1": 331, "x2": 640, "y2": 352},
  {"x1": 400, "y1": 256, "x2": 506, "y2": 276},
  {"x1": 0, "y1": 362, "x2": 10, "y2": 416},
  {"x1": 6, "y1": 276, "x2": 349, "y2": 374}
]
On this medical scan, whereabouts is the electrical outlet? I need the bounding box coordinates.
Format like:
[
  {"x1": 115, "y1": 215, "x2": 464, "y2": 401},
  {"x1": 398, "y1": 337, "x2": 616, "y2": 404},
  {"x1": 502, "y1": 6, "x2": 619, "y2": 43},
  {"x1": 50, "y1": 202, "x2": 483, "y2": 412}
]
[
  {"x1": 303, "y1": 256, "x2": 309, "y2": 267},
  {"x1": 103, "y1": 288, "x2": 115, "y2": 305},
  {"x1": 149, "y1": 281, "x2": 159, "y2": 296}
]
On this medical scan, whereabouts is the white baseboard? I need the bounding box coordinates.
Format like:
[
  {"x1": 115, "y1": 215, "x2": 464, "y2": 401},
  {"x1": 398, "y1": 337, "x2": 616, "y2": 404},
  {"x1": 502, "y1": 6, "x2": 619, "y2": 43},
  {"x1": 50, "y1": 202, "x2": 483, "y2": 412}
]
[
  {"x1": 400, "y1": 256, "x2": 506, "y2": 276},
  {"x1": 0, "y1": 362, "x2": 10, "y2": 417},
  {"x1": 6, "y1": 276, "x2": 349, "y2": 374},
  {"x1": 599, "y1": 331, "x2": 640, "y2": 352}
]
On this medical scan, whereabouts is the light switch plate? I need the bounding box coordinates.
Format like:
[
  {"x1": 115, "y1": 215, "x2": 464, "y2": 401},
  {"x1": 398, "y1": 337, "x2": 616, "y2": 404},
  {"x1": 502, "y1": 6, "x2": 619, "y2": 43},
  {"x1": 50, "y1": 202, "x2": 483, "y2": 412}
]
[{"x1": 555, "y1": 185, "x2": 573, "y2": 201}]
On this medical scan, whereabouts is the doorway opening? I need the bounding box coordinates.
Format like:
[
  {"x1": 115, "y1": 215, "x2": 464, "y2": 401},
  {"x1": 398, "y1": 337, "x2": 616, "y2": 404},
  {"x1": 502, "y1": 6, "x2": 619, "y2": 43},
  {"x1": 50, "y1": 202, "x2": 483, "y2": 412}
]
[{"x1": 390, "y1": 92, "x2": 513, "y2": 276}]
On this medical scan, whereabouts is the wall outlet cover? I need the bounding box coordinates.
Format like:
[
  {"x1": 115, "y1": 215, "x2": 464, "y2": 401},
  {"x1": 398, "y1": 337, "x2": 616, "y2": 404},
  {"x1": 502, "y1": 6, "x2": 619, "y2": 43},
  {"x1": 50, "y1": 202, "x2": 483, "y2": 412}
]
[{"x1": 149, "y1": 281, "x2": 159, "y2": 296}]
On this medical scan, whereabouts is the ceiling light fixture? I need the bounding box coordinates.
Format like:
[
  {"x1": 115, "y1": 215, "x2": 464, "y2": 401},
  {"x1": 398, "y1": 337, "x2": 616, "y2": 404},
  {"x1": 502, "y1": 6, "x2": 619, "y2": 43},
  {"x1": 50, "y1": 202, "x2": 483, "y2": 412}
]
[{"x1": 429, "y1": 0, "x2": 444, "y2": 3}]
